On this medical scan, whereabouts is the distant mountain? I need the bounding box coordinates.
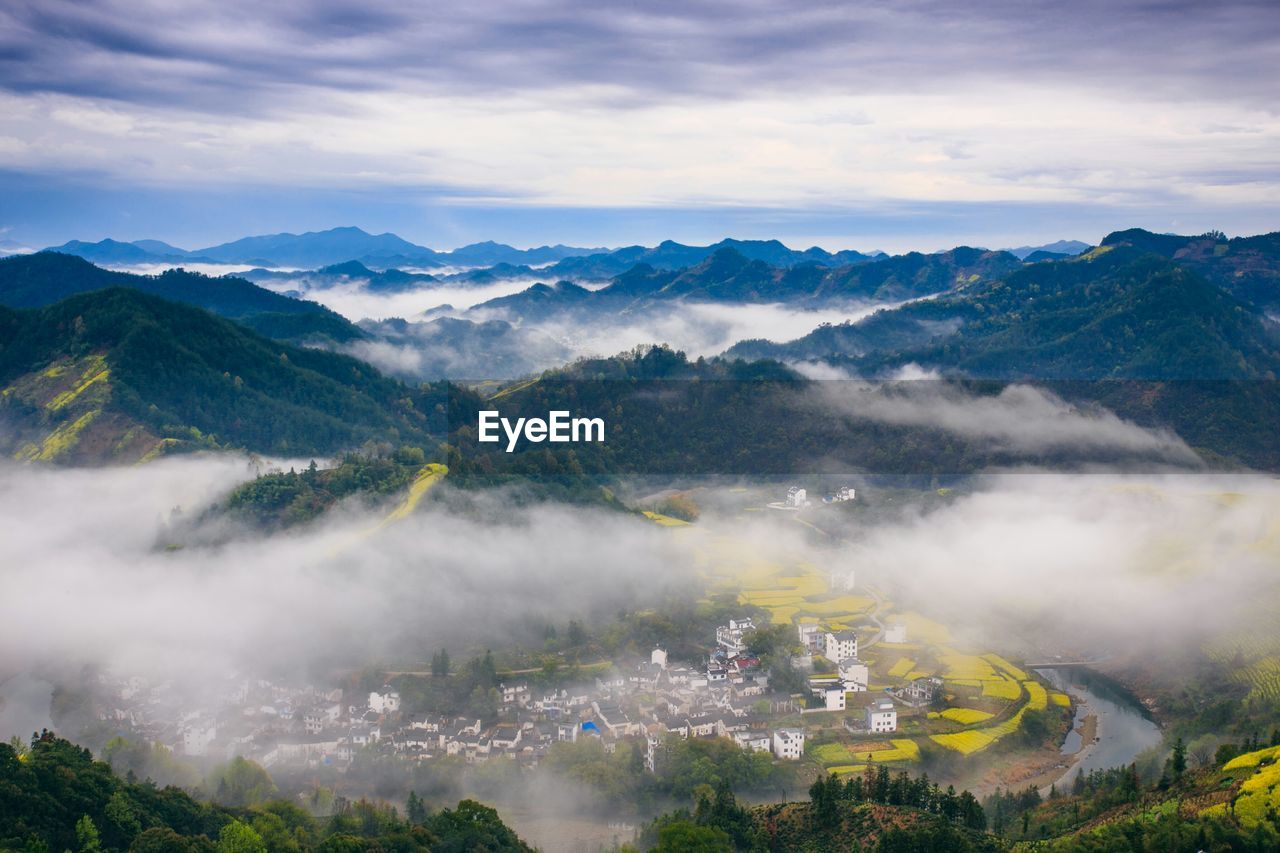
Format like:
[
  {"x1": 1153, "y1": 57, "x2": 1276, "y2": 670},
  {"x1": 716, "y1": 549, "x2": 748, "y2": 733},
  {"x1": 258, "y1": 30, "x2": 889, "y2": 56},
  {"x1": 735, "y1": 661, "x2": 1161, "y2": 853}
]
[
  {"x1": 354, "y1": 315, "x2": 574, "y2": 379},
  {"x1": 443, "y1": 239, "x2": 610, "y2": 267},
  {"x1": 40, "y1": 238, "x2": 207, "y2": 266},
  {"x1": 516, "y1": 238, "x2": 882, "y2": 282},
  {"x1": 0, "y1": 252, "x2": 362, "y2": 343},
  {"x1": 240, "y1": 259, "x2": 439, "y2": 293},
  {"x1": 1002, "y1": 239, "x2": 1090, "y2": 260},
  {"x1": 470, "y1": 246, "x2": 1021, "y2": 322},
  {"x1": 191, "y1": 226, "x2": 435, "y2": 268},
  {"x1": 0, "y1": 288, "x2": 444, "y2": 463},
  {"x1": 730, "y1": 245, "x2": 1280, "y2": 381}
]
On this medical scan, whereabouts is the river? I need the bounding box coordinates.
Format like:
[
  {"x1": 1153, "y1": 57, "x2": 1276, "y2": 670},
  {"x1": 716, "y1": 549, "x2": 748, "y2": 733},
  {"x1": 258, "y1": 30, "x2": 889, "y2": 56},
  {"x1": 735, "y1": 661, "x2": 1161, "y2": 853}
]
[{"x1": 1036, "y1": 667, "x2": 1162, "y2": 789}]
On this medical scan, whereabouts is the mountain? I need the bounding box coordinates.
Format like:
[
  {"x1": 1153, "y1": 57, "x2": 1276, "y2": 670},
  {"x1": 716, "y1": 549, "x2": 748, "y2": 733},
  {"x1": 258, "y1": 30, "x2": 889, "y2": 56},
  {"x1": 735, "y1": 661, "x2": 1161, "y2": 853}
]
[
  {"x1": 737, "y1": 244, "x2": 1280, "y2": 381},
  {"x1": 0, "y1": 252, "x2": 362, "y2": 343},
  {"x1": 1099, "y1": 227, "x2": 1280, "y2": 311},
  {"x1": 354, "y1": 315, "x2": 575, "y2": 379},
  {"x1": 191, "y1": 226, "x2": 436, "y2": 268},
  {"x1": 1002, "y1": 239, "x2": 1091, "y2": 260},
  {"x1": 0, "y1": 288, "x2": 446, "y2": 463},
  {"x1": 240, "y1": 259, "x2": 440, "y2": 293},
  {"x1": 39, "y1": 238, "x2": 205, "y2": 266},
  {"x1": 443, "y1": 239, "x2": 610, "y2": 267},
  {"x1": 508, "y1": 238, "x2": 881, "y2": 282},
  {"x1": 469, "y1": 246, "x2": 1021, "y2": 322}
]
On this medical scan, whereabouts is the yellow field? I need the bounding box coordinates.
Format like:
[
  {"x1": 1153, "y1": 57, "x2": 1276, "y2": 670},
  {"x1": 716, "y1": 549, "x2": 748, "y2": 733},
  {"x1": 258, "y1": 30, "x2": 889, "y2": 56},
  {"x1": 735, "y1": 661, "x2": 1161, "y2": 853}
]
[
  {"x1": 887, "y1": 658, "x2": 916, "y2": 678},
  {"x1": 1050, "y1": 692, "x2": 1071, "y2": 707},
  {"x1": 938, "y1": 708, "x2": 994, "y2": 725},
  {"x1": 982, "y1": 677, "x2": 1023, "y2": 701},
  {"x1": 828, "y1": 765, "x2": 868, "y2": 775},
  {"x1": 1023, "y1": 681, "x2": 1048, "y2": 711},
  {"x1": 642, "y1": 511, "x2": 691, "y2": 527},
  {"x1": 930, "y1": 731, "x2": 996, "y2": 754},
  {"x1": 1224, "y1": 744, "x2": 1280, "y2": 771},
  {"x1": 851, "y1": 739, "x2": 920, "y2": 763},
  {"x1": 984, "y1": 654, "x2": 1029, "y2": 681}
]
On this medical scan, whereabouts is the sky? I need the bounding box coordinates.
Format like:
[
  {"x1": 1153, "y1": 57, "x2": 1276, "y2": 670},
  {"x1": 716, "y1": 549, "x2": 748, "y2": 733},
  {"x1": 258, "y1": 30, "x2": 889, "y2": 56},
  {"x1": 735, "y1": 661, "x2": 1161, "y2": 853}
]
[{"x1": 0, "y1": 0, "x2": 1278, "y2": 252}]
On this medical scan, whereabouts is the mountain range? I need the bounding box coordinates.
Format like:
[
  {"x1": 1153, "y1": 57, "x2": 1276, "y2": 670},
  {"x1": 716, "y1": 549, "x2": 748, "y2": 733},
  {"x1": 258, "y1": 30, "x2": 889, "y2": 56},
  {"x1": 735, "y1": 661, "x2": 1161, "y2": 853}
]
[
  {"x1": 2, "y1": 226, "x2": 1278, "y2": 469},
  {"x1": 35, "y1": 227, "x2": 610, "y2": 270}
]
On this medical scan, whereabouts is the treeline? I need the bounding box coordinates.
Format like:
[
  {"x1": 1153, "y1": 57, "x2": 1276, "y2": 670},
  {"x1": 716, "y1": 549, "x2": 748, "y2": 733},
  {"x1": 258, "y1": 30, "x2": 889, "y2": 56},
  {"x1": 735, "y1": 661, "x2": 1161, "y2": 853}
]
[
  {"x1": 640, "y1": 771, "x2": 992, "y2": 852},
  {"x1": 0, "y1": 731, "x2": 532, "y2": 851},
  {"x1": 222, "y1": 447, "x2": 430, "y2": 528}
]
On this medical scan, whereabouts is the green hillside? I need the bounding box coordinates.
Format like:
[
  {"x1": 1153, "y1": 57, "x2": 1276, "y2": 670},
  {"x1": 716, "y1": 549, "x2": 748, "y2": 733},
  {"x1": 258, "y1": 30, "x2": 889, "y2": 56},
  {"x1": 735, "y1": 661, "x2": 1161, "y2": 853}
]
[
  {"x1": 0, "y1": 252, "x2": 362, "y2": 344},
  {"x1": 0, "y1": 289, "x2": 446, "y2": 463}
]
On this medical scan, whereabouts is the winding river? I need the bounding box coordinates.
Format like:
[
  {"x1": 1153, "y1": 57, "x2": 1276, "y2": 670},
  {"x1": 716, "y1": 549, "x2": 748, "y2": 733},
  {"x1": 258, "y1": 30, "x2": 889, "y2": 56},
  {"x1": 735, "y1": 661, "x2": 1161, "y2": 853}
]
[{"x1": 1036, "y1": 667, "x2": 1162, "y2": 787}]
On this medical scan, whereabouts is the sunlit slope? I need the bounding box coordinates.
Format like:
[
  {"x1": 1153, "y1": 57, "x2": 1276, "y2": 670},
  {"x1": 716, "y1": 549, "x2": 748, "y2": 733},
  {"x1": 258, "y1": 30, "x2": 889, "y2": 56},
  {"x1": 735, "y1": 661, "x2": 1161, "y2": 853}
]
[{"x1": 0, "y1": 289, "x2": 445, "y2": 462}]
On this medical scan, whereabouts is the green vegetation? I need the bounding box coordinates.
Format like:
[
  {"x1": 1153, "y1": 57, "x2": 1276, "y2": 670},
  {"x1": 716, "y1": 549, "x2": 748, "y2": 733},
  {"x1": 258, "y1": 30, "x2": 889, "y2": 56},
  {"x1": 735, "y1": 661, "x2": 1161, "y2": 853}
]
[
  {"x1": 0, "y1": 289, "x2": 463, "y2": 460},
  {"x1": 222, "y1": 449, "x2": 433, "y2": 528},
  {"x1": 0, "y1": 252, "x2": 360, "y2": 343},
  {"x1": 0, "y1": 731, "x2": 532, "y2": 851}
]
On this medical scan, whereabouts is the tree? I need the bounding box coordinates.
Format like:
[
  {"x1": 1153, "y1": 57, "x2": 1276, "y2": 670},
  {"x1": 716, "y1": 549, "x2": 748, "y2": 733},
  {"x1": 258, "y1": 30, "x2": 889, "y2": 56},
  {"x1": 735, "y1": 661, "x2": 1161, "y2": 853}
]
[
  {"x1": 653, "y1": 821, "x2": 732, "y2": 852},
  {"x1": 406, "y1": 790, "x2": 429, "y2": 824},
  {"x1": 215, "y1": 821, "x2": 266, "y2": 853},
  {"x1": 207, "y1": 757, "x2": 277, "y2": 807},
  {"x1": 75, "y1": 816, "x2": 101, "y2": 853},
  {"x1": 1169, "y1": 736, "x2": 1187, "y2": 781}
]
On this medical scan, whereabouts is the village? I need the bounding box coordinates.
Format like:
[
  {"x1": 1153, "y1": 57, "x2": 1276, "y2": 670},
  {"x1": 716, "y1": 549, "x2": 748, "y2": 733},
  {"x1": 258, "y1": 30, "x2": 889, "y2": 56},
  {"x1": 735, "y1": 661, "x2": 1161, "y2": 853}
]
[{"x1": 80, "y1": 608, "x2": 957, "y2": 782}]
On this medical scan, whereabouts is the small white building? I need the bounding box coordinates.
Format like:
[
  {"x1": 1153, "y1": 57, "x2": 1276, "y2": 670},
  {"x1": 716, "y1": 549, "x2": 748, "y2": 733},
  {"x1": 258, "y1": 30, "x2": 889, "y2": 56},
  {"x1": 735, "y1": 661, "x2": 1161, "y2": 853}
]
[
  {"x1": 716, "y1": 618, "x2": 755, "y2": 656},
  {"x1": 651, "y1": 648, "x2": 669, "y2": 668},
  {"x1": 797, "y1": 623, "x2": 823, "y2": 652},
  {"x1": 884, "y1": 623, "x2": 909, "y2": 644},
  {"x1": 181, "y1": 720, "x2": 217, "y2": 757},
  {"x1": 865, "y1": 698, "x2": 897, "y2": 733},
  {"x1": 830, "y1": 569, "x2": 857, "y2": 592},
  {"x1": 824, "y1": 630, "x2": 858, "y2": 663},
  {"x1": 785, "y1": 487, "x2": 809, "y2": 508},
  {"x1": 772, "y1": 727, "x2": 806, "y2": 760},
  {"x1": 368, "y1": 689, "x2": 401, "y2": 715},
  {"x1": 821, "y1": 686, "x2": 846, "y2": 711},
  {"x1": 838, "y1": 659, "x2": 870, "y2": 692}
]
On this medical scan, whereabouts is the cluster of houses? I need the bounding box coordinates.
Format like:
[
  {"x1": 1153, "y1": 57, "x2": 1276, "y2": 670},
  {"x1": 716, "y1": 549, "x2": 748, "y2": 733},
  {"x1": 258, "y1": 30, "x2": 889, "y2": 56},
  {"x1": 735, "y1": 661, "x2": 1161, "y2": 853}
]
[
  {"x1": 770, "y1": 485, "x2": 855, "y2": 511},
  {"x1": 83, "y1": 609, "x2": 940, "y2": 776}
]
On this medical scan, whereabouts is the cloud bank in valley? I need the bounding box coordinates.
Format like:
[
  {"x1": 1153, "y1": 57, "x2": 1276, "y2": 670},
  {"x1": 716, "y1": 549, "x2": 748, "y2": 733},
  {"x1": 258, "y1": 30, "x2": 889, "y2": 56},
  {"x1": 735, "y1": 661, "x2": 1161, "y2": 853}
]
[{"x1": 0, "y1": 456, "x2": 691, "y2": 693}]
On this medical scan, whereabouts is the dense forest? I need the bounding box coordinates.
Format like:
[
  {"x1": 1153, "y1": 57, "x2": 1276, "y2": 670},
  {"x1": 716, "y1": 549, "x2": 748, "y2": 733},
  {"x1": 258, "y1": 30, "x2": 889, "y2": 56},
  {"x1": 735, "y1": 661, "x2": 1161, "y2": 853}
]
[{"x1": 0, "y1": 731, "x2": 532, "y2": 851}]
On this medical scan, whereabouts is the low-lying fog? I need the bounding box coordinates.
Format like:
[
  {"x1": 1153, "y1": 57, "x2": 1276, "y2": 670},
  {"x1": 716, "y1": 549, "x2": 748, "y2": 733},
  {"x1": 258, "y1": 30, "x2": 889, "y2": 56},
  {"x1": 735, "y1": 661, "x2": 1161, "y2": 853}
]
[{"x1": 3, "y1": 446, "x2": 1277, "y2": 743}]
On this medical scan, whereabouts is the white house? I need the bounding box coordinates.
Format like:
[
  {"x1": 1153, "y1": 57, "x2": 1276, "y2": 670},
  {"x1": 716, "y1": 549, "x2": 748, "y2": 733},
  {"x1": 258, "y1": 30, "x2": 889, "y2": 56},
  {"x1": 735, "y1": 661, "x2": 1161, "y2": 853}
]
[
  {"x1": 716, "y1": 618, "x2": 755, "y2": 656},
  {"x1": 824, "y1": 630, "x2": 858, "y2": 663},
  {"x1": 830, "y1": 568, "x2": 857, "y2": 592},
  {"x1": 884, "y1": 623, "x2": 909, "y2": 644},
  {"x1": 865, "y1": 698, "x2": 897, "y2": 733},
  {"x1": 821, "y1": 686, "x2": 846, "y2": 711},
  {"x1": 772, "y1": 728, "x2": 806, "y2": 760},
  {"x1": 651, "y1": 647, "x2": 669, "y2": 668},
  {"x1": 785, "y1": 487, "x2": 809, "y2": 508},
  {"x1": 838, "y1": 659, "x2": 870, "y2": 692},
  {"x1": 733, "y1": 730, "x2": 772, "y2": 753},
  {"x1": 797, "y1": 623, "x2": 823, "y2": 652},
  {"x1": 368, "y1": 689, "x2": 400, "y2": 715},
  {"x1": 181, "y1": 720, "x2": 217, "y2": 757}
]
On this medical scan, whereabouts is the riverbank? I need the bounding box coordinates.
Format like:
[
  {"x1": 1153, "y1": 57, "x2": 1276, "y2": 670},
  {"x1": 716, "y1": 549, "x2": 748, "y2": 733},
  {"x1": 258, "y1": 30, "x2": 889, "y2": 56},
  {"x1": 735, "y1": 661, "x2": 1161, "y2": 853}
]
[{"x1": 1036, "y1": 667, "x2": 1162, "y2": 797}]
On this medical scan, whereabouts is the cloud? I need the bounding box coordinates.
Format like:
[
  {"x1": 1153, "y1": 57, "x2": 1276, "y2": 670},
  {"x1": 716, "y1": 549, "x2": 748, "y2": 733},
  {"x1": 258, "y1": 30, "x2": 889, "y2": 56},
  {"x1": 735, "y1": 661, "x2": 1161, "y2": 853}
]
[
  {"x1": 0, "y1": 1, "x2": 1277, "y2": 248},
  {"x1": 811, "y1": 380, "x2": 1200, "y2": 461},
  {"x1": 0, "y1": 456, "x2": 692, "y2": 692}
]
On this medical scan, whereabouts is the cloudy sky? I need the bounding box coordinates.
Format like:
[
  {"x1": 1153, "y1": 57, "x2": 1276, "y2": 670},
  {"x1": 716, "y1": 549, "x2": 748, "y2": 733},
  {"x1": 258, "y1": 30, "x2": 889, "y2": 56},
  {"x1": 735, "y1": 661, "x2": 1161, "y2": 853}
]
[{"x1": 1, "y1": 0, "x2": 1277, "y2": 252}]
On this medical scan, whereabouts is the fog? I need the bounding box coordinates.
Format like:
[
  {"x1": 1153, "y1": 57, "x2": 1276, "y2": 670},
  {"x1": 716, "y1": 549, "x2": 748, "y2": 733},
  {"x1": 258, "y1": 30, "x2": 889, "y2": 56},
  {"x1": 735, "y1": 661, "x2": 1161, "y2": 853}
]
[
  {"x1": 0, "y1": 456, "x2": 691, "y2": 698},
  {"x1": 255, "y1": 276, "x2": 557, "y2": 321},
  {"x1": 811, "y1": 379, "x2": 1200, "y2": 461}
]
